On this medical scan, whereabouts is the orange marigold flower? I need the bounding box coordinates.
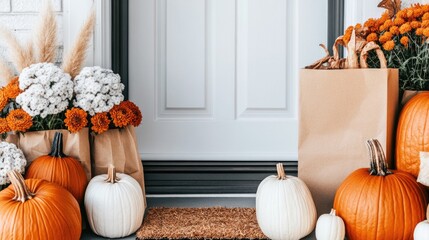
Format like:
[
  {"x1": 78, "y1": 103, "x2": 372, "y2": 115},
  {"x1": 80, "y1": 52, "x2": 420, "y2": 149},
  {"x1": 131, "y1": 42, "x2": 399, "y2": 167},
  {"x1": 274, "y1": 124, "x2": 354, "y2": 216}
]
[
  {"x1": 4, "y1": 76, "x2": 21, "y2": 99},
  {"x1": 366, "y1": 33, "x2": 378, "y2": 42},
  {"x1": 0, "y1": 89, "x2": 8, "y2": 110},
  {"x1": 399, "y1": 23, "x2": 412, "y2": 34},
  {"x1": 424, "y1": 28, "x2": 429, "y2": 37},
  {"x1": 423, "y1": 12, "x2": 429, "y2": 20},
  {"x1": 400, "y1": 36, "x2": 409, "y2": 47},
  {"x1": 383, "y1": 19, "x2": 393, "y2": 29},
  {"x1": 416, "y1": 28, "x2": 424, "y2": 35},
  {"x1": 0, "y1": 118, "x2": 10, "y2": 134},
  {"x1": 6, "y1": 109, "x2": 32, "y2": 132},
  {"x1": 423, "y1": 5, "x2": 429, "y2": 13},
  {"x1": 355, "y1": 23, "x2": 362, "y2": 30},
  {"x1": 411, "y1": 21, "x2": 421, "y2": 29},
  {"x1": 109, "y1": 104, "x2": 132, "y2": 128},
  {"x1": 394, "y1": 17, "x2": 406, "y2": 26},
  {"x1": 379, "y1": 25, "x2": 386, "y2": 31},
  {"x1": 120, "y1": 101, "x2": 142, "y2": 127},
  {"x1": 422, "y1": 20, "x2": 429, "y2": 28},
  {"x1": 90, "y1": 112, "x2": 110, "y2": 134},
  {"x1": 389, "y1": 26, "x2": 399, "y2": 35},
  {"x1": 382, "y1": 40, "x2": 395, "y2": 51},
  {"x1": 64, "y1": 107, "x2": 88, "y2": 133},
  {"x1": 378, "y1": 12, "x2": 390, "y2": 24}
]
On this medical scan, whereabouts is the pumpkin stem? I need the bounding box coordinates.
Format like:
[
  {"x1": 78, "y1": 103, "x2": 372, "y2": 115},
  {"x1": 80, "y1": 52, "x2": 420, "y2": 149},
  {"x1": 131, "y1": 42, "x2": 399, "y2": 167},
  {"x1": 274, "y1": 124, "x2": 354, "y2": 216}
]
[
  {"x1": 366, "y1": 139, "x2": 392, "y2": 176},
  {"x1": 49, "y1": 132, "x2": 66, "y2": 157},
  {"x1": 330, "y1": 208, "x2": 336, "y2": 216},
  {"x1": 276, "y1": 163, "x2": 287, "y2": 180},
  {"x1": 105, "y1": 164, "x2": 120, "y2": 183},
  {"x1": 7, "y1": 170, "x2": 35, "y2": 203}
]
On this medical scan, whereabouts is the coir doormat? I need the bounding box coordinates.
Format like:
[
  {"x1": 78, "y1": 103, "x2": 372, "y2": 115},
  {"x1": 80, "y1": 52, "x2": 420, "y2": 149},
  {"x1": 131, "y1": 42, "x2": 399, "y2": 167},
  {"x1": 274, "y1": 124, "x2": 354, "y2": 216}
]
[{"x1": 136, "y1": 207, "x2": 268, "y2": 240}]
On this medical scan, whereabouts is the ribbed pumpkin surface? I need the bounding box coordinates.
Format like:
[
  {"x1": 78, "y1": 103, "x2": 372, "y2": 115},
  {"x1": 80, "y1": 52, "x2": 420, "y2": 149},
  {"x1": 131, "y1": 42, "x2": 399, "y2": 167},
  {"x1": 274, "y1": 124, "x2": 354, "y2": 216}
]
[
  {"x1": 396, "y1": 92, "x2": 429, "y2": 177},
  {"x1": 333, "y1": 169, "x2": 427, "y2": 240},
  {"x1": 0, "y1": 178, "x2": 81, "y2": 240},
  {"x1": 26, "y1": 156, "x2": 88, "y2": 203}
]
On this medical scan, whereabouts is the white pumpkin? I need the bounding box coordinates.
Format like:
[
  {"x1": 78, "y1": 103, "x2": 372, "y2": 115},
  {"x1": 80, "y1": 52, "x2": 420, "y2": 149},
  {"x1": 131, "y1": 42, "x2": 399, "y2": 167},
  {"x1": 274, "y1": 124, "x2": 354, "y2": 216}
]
[
  {"x1": 414, "y1": 205, "x2": 429, "y2": 240},
  {"x1": 315, "y1": 209, "x2": 345, "y2": 240},
  {"x1": 256, "y1": 163, "x2": 317, "y2": 240},
  {"x1": 84, "y1": 165, "x2": 145, "y2": 238}
]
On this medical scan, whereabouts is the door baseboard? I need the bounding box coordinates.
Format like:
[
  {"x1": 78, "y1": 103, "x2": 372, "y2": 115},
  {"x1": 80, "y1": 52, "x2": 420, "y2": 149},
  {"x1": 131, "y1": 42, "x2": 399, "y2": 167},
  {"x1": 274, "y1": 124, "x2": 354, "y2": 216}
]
[
  {"x1": 146, "y1": 194, "x2": 257, "y2": 208},
  {"x1": 143, "y1": 160, "x2": 298, "y2": 195}
]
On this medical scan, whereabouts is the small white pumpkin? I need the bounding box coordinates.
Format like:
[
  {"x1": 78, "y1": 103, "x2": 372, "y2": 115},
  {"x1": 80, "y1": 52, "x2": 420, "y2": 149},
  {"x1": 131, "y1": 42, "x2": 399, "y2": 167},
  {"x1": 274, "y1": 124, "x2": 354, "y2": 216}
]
[
  {"x1": 315, "y1": 209, "x2": 345, "y2": 240},
  {"x1": 84, "y1": 165, "x2": 145, "y2": 238},
  {"x1": 256, "y1": 163, "x2": 317, "y2": 240},
  {"x1": 414, "y1": 204, "x2": 429, "y2": 240}
]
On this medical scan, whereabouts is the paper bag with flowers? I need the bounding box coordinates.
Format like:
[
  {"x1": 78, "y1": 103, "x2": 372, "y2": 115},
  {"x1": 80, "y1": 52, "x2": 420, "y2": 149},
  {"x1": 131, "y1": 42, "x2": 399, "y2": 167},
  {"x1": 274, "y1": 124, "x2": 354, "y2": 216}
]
[
  {"x1": 74, "y1": 66, "x2": 146, "y2": 195},
  {"x1": 0, "y1": 2, "x2": 93, "y2": 180}
]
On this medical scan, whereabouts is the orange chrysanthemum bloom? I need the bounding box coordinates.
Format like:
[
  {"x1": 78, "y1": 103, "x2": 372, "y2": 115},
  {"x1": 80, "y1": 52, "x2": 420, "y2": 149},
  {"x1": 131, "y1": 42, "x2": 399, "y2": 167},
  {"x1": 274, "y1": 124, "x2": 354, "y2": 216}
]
[
  {"x1": 120, "y1": 101, "x2": 142, "y2": 127},
  {"x1": 383, "y1": 19, "x2": 393, "y2": 29},
  {"x1": 399, "y1": 23, "x2": 412, "y2": 34},
  {"x1": 414, "y1": 8, "x2": 423, "y2": 18},
  {"x1": 411, "y1": 21, "x2": 421, "y2": 29},
  {"x1": 4, "y1": 76, "x2": 21, "y2": 99},
  {"x1": 364, "y1": 18, "x2": 376, "y2": 29},
  {"x1": 390, "y1": 26, "x2": 400, "y2": 35},
  {"x1": 64, "y1": 107, "x2": 88, "y2": 133},
  {"x1": 424, "y1": 28, "x2": 429, "y2": 37},
  {"x1": 422, "y1": 20, "x2": 429, "y2": 28},
  {"x1": 366, "y1": 33, "x2": 378, "y2": 42},
  {"x1": 109, "y1": 104, "x2": 132, "y2": 128},
  {"x1": 6, "y1": 109, "x2": 32, "y2": 132},
  {"x1": 0, "y1": 89, "x2": 8, "y2": 110},
  {"x1": 423, "y1": 12, "x2": 429, "y2": 20},
  {"x1": 379, "y1": 25, "x2": 386, "y2": 31},
  {"x1": 416, "y1": 28, "x2": 424, "y2": 35},
  {"x1": 422, "y1": 5, "x2": 429, "y2": 13},
  {"x1": 396, "y1": 10, "x2": 406, "y2": 19},
  {"x1": 0, "y1": 118, "x2": 10, "y2": 134},
  {"x1": 383, "y1": 40, "x2": 395, "y2": 51},
  {"x1": 90, "y1": 112, "x2": 110, "y2": 134},
  {"x1": 355, "y1": 23, "x2": 362, "y2": 29},
  {"x1": 379, "y1": 35, "x2": 388, "y2": 44},
  {"x1": 400, "y1": 36, "x2": 409, "y2": 47},
  {"x1": 378, "y1": 12, "x2": 390, "y2": 24},
  {"x1": 407, "y1": 9, "x2": 414, "y2": 18},
  {"x1": 394, "y1": 17, "x2": 406, "y2": 26}
]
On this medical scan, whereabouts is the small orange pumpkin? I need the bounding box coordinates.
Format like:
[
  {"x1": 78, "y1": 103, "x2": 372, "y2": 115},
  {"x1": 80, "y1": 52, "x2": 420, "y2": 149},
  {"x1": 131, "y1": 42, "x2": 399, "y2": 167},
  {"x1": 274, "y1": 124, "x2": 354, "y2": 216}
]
[
  {"x1": 26, "y1": 132, "x2": 87, "y2": 203},
  {"x1": 334, "y1": 139, "x2": 428, "y2": 240},
  {"x1": 396, "y1": 92, "x2": 429, "y2": 177},
  {"x1": 0, "y1": 171, "x2": 81, "y2": 239}
]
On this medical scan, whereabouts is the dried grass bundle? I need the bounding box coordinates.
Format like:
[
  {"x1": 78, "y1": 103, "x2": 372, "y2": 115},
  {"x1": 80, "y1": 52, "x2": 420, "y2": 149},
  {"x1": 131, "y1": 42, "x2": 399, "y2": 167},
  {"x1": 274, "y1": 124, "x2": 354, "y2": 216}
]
[
  {"x1": 0, "y1": 58, "x2": 13, "y2": 84},
  {"x1": 34, "y1": 0, "x2": 57, "y2": 63},
  {"x1": 0, "y1": 26, "x2": 34, "y2": 72},
  {"x1": 62, "y1": 9, "x2": 96, "y2": 78}
]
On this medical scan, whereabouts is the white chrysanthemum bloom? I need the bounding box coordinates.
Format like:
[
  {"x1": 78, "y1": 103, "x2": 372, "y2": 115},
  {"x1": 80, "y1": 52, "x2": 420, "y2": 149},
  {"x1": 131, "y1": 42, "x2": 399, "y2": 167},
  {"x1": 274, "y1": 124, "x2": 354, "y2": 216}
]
[
  {"x1": 74, "y1": 66, "x2": 124, "y2": 116},
  {"x1": 16, "y1": 63, "x2": 73, "y2": 118},
  {"x1": 0, "y1": 142, "x2": 26, "y2": 185}
]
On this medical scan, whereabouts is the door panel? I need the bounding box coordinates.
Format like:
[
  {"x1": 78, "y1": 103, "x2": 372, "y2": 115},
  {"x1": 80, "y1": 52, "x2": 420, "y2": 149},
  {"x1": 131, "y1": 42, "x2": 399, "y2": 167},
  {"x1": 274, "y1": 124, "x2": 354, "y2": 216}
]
[{"x1": 129, "y1": 0, "x2": 328, "y2": 161}]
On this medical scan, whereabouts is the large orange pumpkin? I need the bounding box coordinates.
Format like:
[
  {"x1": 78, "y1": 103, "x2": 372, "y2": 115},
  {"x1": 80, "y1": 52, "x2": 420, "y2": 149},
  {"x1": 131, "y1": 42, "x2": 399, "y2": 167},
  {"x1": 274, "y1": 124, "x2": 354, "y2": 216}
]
[
  {"x1": 396, "y1": 92, "x2": 429, "y2": 177},
  {"x1": 26, "y1": 132, "x2": 87, "y2": 203},
  {"x1": 0, "y1": 171, "x2": 81, "y2": 239},
  {"x1": 334, "y1": 139, "x2": 428, "y2": 240}
]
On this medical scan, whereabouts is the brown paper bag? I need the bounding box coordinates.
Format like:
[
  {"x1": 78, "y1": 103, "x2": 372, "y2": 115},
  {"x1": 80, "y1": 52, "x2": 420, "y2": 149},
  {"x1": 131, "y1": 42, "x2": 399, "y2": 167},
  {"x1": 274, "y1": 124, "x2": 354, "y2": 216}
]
[
  {"x1": 17, "y1": 128, "x2": 92, "y2": 180},
  {"x1": 91, "y1": 125, "x2": 146, "y2": 207},
  {"x1": 299, "y1": 68, "x2": 399, "y2": 216}
]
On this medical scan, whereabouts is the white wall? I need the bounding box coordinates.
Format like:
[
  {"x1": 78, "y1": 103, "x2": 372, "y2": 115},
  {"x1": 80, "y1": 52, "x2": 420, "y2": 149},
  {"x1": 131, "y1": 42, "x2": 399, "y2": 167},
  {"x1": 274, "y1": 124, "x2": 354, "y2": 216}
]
[{"x1": 0, "y1": 0, "x2": 63, "y2": 66}]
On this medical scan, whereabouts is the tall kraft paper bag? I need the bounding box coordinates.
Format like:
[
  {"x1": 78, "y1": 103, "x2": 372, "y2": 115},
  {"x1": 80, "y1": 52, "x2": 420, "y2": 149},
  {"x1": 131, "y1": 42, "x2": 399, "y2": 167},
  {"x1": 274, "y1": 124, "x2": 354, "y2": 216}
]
[
  {"x1": 299, "y1": 68, "x2": 399, "y2": 216},
  {"x1": 17, "y1": 128, "x2": 92, "y2": 180},
  {"x1": 91, "y1": 125, "x2": 146, "y2": 209}
]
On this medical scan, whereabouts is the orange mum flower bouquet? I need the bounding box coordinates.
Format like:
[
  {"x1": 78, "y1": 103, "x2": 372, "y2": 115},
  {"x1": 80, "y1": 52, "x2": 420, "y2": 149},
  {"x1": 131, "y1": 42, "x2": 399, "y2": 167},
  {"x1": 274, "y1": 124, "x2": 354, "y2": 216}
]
[{"x1": 344, "y1": 1, "x2": 429, "y2": 90}]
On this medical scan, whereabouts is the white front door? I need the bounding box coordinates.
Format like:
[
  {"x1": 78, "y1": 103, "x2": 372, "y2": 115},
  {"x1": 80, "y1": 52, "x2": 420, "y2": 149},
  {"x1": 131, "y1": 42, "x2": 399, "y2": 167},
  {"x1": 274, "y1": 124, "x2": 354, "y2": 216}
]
[{"x1": 129, "y1": 0, "x2": 327, "y2": 162}]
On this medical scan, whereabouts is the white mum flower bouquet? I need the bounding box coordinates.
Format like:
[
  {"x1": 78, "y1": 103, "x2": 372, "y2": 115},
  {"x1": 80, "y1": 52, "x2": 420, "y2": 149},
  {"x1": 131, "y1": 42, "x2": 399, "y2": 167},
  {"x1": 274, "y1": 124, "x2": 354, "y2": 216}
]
[
  {"x1": 0, "y1": 142, "x2": 26, "y2": 190},
  {"x1": 74, "y1": 66, "x2": 124, "y2": 116}
]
